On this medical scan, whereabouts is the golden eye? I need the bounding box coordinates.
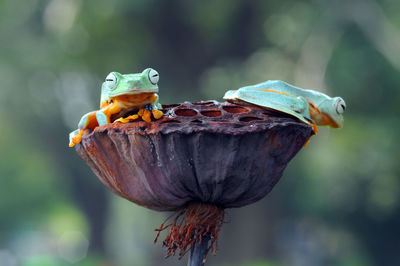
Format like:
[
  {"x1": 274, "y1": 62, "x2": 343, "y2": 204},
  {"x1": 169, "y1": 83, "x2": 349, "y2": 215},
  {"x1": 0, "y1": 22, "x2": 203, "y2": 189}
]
[
  {"x1": 105, "y1": 72, "x2": 118, "y2": 89},
  {"x1": 148, "y1": 69, "x2": 159, "y2": 85}
]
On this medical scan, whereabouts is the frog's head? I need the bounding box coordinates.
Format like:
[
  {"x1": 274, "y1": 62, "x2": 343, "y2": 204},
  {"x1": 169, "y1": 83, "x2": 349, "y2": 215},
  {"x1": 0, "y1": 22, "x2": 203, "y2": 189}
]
[
  {"x1": 102, "y1": 68, "x2": 159, "y2": 98},
  {"x1": 314, "y1": 97, "x2": 346, "y2": 128}
]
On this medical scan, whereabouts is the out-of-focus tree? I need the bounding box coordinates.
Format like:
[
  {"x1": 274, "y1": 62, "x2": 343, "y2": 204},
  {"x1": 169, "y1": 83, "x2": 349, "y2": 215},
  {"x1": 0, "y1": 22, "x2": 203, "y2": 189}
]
[{"x1": 0, "y1": 0, "x2": 399, "y2": 265}]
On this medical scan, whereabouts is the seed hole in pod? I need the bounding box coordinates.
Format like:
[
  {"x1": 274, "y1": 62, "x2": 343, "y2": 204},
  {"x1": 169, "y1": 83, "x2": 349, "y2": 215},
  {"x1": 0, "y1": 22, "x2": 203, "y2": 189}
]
[
  {"x1": 191, "y1": 119, "x2": 203, "y2": 124},
  {"x1": 223, "y1": 106, "x2": 248, "y2": 113},
  {"x1": 175, "y1": 109, "x2": 198, "y2": 117},
  {"x1": 161, "y1": 119, "x2": 181, "y2": 124},
  {"x1": 239, "y1": 116, "x2": 263, "y2": 122},
  {"x1": 192, "y1": 101, "x2": 215, "y2": 106},
  {"x1": 200, "y1": 110, "x2": 222, "y2": 117}
]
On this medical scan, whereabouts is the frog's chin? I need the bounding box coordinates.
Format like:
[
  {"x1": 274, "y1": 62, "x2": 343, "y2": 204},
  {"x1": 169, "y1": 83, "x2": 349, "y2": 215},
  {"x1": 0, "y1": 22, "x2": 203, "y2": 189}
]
[
  {"x1": 109, "y1": 89, "x2": 158, "y2": 97},
  {"x1": 318, "y1": 113, "x2": 343, "y2": 128},
  {"x1": 334, "y1": 118, "x2": 344, "y2": 128}
]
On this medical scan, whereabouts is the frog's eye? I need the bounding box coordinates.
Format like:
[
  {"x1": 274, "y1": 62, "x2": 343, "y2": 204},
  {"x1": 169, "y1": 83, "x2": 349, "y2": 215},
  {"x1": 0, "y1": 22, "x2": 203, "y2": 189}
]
[
  {"x1": 105, "y1": 72, "x2": 118, "y2": 90},
  {"x1": 148, "y1": 69, "x2": 159, "y2": 85},
  {"x1": 335, "y1": 98, "x2": 346, "y2": 115}
]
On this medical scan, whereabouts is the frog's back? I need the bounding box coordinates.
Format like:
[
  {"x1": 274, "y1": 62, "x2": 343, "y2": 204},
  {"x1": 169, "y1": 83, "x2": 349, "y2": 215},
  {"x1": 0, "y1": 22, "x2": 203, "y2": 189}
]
[
  {"x1": 241, "y1": 80, "x2": 303, "y2": 96},
  {"x1": 240, "y1": 80, "x2": 332, "y2": 105}
]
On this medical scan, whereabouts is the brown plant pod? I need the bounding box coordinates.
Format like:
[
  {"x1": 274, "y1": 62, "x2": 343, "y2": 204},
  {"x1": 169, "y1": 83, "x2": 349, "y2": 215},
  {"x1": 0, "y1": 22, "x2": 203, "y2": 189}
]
[
  {"x1": 75, "y1": 100, "x2": 313, "y2": 211},
  {"x1": 74, "y1": 100, "x2": 314, "y2": 261}
]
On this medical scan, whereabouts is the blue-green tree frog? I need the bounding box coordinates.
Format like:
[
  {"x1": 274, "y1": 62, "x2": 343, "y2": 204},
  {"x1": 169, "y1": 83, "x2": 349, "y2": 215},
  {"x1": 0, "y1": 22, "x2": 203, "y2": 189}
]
[
  {"x1": 223, "y1": 80, "x2": 346, "y2": 132},
  {"x1": 69, "y1": 68, "x2": 163, "y2": 147}
]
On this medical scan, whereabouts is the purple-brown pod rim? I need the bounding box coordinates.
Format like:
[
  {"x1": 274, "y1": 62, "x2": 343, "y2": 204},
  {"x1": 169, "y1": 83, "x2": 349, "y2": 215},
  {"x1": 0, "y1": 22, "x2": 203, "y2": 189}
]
[{"x1": 75, "y1": 101, "x2": 313, "y2": 212}]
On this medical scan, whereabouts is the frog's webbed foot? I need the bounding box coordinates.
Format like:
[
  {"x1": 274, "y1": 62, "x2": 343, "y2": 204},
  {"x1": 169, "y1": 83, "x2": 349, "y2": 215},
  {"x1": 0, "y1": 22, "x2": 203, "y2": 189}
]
[
  {"x1": 69, "y1": 129, "x2": 84, "y2": 147},
  {"x1": 138, "y1": 105, "x2": 163, "y2": 122},
  {"x1": 115, "y1": 114, "x2": 139, "y2": 123},
  {"x1": 138, "y1": 108, "x2": 152, "y2": 122},
  {"x1": 116, "y1": 105, "x2": 164, "y2": 124},
  {"x1": 146, "y1": 104, "x2": 163, "y2": 120}
]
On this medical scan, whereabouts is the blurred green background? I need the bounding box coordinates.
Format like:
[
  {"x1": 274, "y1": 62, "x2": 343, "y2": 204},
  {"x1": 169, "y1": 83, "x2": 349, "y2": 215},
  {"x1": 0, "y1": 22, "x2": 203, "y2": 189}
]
[{"x1": 1, "y1": 0, "x2": 399, "y2": 265}]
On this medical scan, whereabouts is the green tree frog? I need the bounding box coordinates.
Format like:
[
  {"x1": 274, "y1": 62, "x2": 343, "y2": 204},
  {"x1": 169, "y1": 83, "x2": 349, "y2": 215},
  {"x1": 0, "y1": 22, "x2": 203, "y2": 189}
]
[
  {"x1": 223, "y1": 80, "x2": 346, "y2": 132},
  {"x1": 69, "y1": 68, "x2": 163, "y2": 147}
]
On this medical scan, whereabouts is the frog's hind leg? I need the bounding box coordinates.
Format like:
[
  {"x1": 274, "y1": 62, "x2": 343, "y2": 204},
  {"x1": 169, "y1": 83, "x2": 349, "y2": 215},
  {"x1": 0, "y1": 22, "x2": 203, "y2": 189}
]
[{"x1": 237, "y1": 89, "x2": 311, "y2": 125}]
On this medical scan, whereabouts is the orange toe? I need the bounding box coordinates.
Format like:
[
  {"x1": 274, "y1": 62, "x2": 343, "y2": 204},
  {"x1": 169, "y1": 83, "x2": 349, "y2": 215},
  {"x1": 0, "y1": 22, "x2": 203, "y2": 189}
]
[
  {"x1": 69, "y1": 130, "x2": 84, "y2": 147},
  {"x1": 116, "y1": 117, "x2": 129, "y2": 123},
  {"x1": 142, "y1": 109, "x2": 151, "y2": 122},
  {"x1": 152, "y1": 110, "x2": 163, "y2": 120},
  {"x1": 138, "y1": 108, "x2": 145, "y2": 116},
  {"x1": 128, "y1": 114, "x2": 139, "y2": 121},
  {"x1": 116, "y1": 114, "x2": 139, "y2": 123}
]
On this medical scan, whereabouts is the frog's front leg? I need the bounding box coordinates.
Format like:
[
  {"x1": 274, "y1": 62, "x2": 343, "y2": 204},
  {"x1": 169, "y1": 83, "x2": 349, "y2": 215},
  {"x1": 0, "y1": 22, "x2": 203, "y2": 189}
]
[
  {"x1": 151, "y1": 94, "x2": 163, "y2": 119},
  {"x1": 96, "y1": 103, "x2": 121, "y2": 126},
  {"x1": 69, "y1": 111, "x2": 97, "y2": 147},
  {"x1": 152, "y1": 93, "x2": 162, "y2": 110},
  {"x1": 96, "y1": 110, "x2": 109, "y2": 126}
]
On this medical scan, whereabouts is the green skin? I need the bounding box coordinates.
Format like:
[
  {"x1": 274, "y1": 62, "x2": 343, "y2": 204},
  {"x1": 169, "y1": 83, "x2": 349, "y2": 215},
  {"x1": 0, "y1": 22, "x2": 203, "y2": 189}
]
[
  {"x1": 223, "y1": 80, "x2": 346, "y2": 128},
  {"x1": 69, "y1": 68, "x2": 161, "y2": 145}
]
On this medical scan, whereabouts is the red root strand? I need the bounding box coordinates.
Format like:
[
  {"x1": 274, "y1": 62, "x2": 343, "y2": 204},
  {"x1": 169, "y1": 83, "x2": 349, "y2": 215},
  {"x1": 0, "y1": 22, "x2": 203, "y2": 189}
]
[{"x1": 154, "y1": 202, "x2": 225, "y2": 260}]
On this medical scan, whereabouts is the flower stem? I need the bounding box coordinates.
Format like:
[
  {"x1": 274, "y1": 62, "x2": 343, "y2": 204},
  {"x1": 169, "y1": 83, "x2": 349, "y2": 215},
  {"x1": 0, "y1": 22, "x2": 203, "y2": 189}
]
[{"x1": 187, "y1": 235, "x2": 210, "y2": 266}]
